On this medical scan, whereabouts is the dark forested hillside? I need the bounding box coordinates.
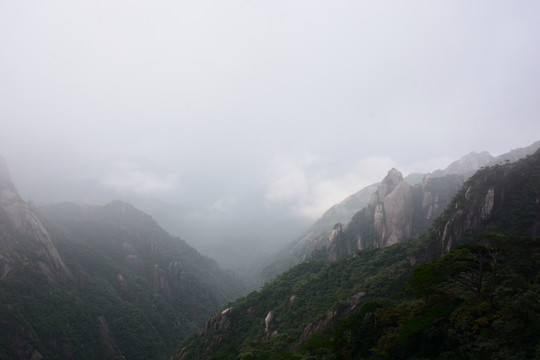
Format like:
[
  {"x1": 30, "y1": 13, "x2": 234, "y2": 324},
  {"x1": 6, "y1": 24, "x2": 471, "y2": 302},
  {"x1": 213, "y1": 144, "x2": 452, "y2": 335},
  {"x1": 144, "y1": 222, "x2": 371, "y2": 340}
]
[
  {"x1": 0, "y1": 159, "x2": 245, "y2": 360},
  {"x1": 174, "y1": 149, "x2": 540, "y2": 360},
  {"x1": 421, "y1": 146, "x2": 540, "y2": 260}
]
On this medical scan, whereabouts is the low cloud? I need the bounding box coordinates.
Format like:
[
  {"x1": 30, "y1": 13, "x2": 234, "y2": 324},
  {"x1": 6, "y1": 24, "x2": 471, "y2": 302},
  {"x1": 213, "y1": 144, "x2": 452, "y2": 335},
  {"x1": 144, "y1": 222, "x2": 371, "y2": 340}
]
[
  {"x1": 209, "y1": 196, "x2": 237, "y2": 216},
  {"x1": 401, "y1": 156, "x2": 460, "y2": 176},
  {"x1": 101, "y1": 162, "x2": 180, "y2": 194},
  {"x1": 265, "y1": 153, "x2": 395, "y2": 220}
]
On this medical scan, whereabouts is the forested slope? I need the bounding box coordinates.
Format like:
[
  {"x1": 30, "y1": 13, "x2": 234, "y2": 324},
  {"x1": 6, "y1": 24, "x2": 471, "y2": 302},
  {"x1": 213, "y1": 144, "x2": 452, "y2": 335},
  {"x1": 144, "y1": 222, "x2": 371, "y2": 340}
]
[
  {"x1": 0, "y1": 167, "x2": 244, "y2": 360},
  {"x1": 175, "y1": 149, "x2": 540, "y2": 360}
]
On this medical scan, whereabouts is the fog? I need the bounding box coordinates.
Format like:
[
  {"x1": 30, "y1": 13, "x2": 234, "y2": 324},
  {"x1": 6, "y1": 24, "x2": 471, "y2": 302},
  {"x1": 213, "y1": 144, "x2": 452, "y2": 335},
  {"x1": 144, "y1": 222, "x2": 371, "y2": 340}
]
[{"x1": 1, "y1": 1, "x2": 539, "y2": 269}]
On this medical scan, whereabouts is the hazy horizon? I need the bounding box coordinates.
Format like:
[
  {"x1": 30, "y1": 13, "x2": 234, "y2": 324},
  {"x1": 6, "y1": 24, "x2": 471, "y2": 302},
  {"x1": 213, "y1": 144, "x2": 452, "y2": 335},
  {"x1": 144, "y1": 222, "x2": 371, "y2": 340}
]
[{"x1": 2, "y1": 1, "x2": 539, "y2": 268}]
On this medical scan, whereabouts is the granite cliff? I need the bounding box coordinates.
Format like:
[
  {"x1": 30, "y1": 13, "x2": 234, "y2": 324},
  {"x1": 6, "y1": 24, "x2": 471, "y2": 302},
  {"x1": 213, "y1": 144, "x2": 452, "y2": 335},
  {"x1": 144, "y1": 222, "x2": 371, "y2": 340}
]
[
  {"x1": 422, "y1": 146, "x2": 540, "y2": 259},
  {"x1": 0, "y1": 156, "x2": 71, "y2": 281},
  {"x1": 174, "y1": 143, "x2": 540, "y2": 360},
  {"x1": 332, "y1": 169, "x2": 463, "y2": 260}
]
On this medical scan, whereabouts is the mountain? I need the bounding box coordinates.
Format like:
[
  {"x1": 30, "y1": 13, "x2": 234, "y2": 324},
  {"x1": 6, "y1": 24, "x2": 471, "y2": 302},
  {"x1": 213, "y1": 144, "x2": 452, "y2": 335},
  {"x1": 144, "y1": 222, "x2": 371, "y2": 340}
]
[
  {"x1": 0, "y1": 157, "x2": 245, "y2": 360},
  {"x1": 174, "y1": 147, "x2": 540, "y2": 360},
  {"x1": 0, "y1": 156, "x2": 71, "y2": 281},
  {"x1": 39, "y1": 200, "x2": 244, "y2": 306},
  {"x1": 432, "y1": 139, "x2": 540, "y2": 178},
  {"x1": 339, "y1": 170, "x2": 464, "y2": 253},
  {"x1": 422, "y1": 144, "x2": 540, "y2": 260},
  {"x1": 261, "y1": 170, "x2": 464, "y2": 281},
  {"x1": 260, "y1": 141, "x2": 540, "y2": 283},
  {"x1": 432, "y1": 151, "x2": 494, "y2": 178},
  {"x1": 493, "y1": 139, "x2": 540, "y2": 164},
  {"x1": 259, "y1": 183, "x2": 379, "y2": 281}
]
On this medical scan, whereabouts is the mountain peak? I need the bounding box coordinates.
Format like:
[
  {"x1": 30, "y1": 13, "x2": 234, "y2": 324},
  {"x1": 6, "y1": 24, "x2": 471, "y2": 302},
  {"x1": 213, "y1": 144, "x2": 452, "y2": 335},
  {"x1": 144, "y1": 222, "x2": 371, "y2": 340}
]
[
  {"x1": 383, "y1": 168, "x2": 403, "y2": 185},
  {"x1": 370, "y1": 168, "x2": 404, "y2": 206}
]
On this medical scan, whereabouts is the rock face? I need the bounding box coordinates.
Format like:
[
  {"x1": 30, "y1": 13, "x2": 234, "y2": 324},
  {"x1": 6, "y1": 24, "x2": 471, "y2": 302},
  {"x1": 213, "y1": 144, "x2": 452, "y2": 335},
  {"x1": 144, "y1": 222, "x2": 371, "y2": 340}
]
[
  {"x1": 332, "y1": 170, "x2": 465, "y2": 258},
  {"x1": 262, "y1": 182, "x2": 378, "y2": 280},
  {"x1": 0, "y1": 156, "x2": 71, "y2": 280},
  {"x1": 265, "y1": 168, "x2": 466, "y2": 275},
  {"x1": 262, "y1": 141, "x2": 540, "y2": 281},
  {"x1": 369, "y1": 170, "x2": 414, "y2": 248},
  {"x1": 424, "y1": 147, "x2": 540, "y2": 259},
  {"x1": 203, "y1": 307, "x2": 235, "y2": 336},
  {"x1": 325, "y1": 223, "x2": 347, "y2": 261}
]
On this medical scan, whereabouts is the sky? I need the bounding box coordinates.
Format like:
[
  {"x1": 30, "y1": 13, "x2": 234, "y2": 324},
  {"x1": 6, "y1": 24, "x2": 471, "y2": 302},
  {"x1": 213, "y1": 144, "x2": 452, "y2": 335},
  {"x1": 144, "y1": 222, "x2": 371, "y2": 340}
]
[{"x1": 1, "y1": 1, "x2": 539, "y2": 267}]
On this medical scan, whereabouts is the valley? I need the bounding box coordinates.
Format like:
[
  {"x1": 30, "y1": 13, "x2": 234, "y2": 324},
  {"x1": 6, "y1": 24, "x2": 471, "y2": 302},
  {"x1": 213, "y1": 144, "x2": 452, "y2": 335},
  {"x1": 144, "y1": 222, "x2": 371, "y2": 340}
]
[{"x1": 1, "y1": 141, "x2": 539, "y2": 359}]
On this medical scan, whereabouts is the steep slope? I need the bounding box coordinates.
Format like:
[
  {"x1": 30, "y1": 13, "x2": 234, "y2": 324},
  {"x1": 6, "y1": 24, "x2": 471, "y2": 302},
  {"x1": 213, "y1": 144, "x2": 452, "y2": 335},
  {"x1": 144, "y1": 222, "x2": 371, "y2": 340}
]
[
  {"x1": 0, "y1": 157, "x2": 245, "y2": 360},
  {"x1": 262, "y1": 141, "x2": 540, "y2": 283},
  {"x1": 39, "y1": 201, "x2": 244, "y2": 306},
  {"x1": 0, "y1": 156, "x2": 71, "y2": 280},
  {"x1": 432, "y1": 151, "x2": 494, "y2": 178},
  {"x1": 328, "y1": 170, "x2": 464, "y2": 260},
  {"x1": 175, "y1": 242, "x2": 416, "y2": 360},
  {"x1": 422, "y1": 146, "x2": 540, "y2": 259},
  {"x1": 260, "y1": 183, "x2": 378, "y2": 280},
  {"x1": 492, "y1": 139, "x2": 540, "y2": 164},
  {"x1": 432, "y1": 140, "x2": 540, "y2": 178},
  {"x1": 174, "y1": 147, "x2": 540, "y2": 360},
  {"x1": 260, "y1": 171, "x2": 462, "y2": 283}
]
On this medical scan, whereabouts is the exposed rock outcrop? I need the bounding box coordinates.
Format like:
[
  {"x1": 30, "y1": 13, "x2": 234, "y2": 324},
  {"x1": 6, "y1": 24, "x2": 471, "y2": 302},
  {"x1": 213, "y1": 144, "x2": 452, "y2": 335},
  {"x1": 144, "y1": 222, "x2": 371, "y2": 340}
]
[
  {"x1": 425, "y1": 148, "x2": 540, "y2": 258},
  {"x1": 262, "y1": 141, "x2": 540, "y2": 280},
  {"x1": 354, "y1": 169, "x2": 415, "y2": 249},
  {"x1": 325, "y1": 223, "x2": 347, "y2": 261},
  {"x1": 178, "y1": 307, "x2": 236, "y2": 359},
  {"x1": 202, "y1": 307, "x2": 235, "y2": 336},
  {"x1": 298, "y1": 291, "x2": 366, "y2": 345},
  {"x1": 330, "y1": 169, "x2": 465, "y2": 258},
  {"x1": 262, "y1": 183, "x2": 379, "y2": 280},
  {"x1": 98, "y1": 316, "x2": 126, "y2": 360},
  {"x1": 263, "y1": 311, "x2": 278, "y2": 340},
  {"x1": 0, "y1": 156, "x2": 71, "y2": 280},
  {"x1": 375, "y1": 176, "x2": 414, "y2": 247}
]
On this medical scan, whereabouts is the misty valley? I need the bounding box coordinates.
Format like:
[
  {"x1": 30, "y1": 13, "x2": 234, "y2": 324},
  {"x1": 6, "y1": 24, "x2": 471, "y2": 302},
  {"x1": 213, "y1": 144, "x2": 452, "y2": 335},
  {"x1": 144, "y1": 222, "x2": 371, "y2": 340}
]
[
  {"x1": 1, "y1": 141, "x2": 540, "y2": 359},
  {"x1": 2, "y1": 1, "x2": 540, "y2": 359}
]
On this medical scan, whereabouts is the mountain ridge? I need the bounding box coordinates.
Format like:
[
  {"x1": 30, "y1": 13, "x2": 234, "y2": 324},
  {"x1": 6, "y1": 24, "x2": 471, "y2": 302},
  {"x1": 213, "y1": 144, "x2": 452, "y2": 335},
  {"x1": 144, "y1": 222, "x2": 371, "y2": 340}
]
[
  {"x1": 174, "y1": 144, "x2": 540, "y2": 360},
  {"x1": 259, "y1": 140, "x2": 540, "y2": 283},
  {"x1": 0, "y1": 158, "x2": 246, "y2": 359}
]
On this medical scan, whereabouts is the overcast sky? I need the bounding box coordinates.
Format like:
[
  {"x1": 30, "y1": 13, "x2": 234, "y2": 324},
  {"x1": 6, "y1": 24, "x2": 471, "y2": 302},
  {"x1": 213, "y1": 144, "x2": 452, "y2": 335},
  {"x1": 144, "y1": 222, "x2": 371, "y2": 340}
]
[{"x1": 1, "y1": 1, "x2": 539, "y2": 263}]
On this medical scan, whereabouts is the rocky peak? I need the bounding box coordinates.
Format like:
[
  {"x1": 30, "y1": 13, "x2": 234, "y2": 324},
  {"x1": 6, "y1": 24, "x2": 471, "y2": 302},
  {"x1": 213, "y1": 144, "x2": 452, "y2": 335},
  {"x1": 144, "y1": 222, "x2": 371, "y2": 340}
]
[
  {"x1": 361, "y1": 169, "x2": 415, "y2": 248},
  {"x1": 376, "y1": 179, "x2": 414, "y2": 247},
  {"x1": 370, "y1": 168, "x2": 403, "y2": 206},
  {"x1": 346, "y1": 170, "x2": 463, "y2": 253}
]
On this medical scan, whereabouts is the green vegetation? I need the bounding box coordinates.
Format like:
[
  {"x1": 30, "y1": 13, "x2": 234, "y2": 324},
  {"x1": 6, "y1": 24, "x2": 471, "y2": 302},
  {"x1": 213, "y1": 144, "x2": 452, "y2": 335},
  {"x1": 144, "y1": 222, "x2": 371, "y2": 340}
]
[
  {"x1": 176, "y1": 150, "x2": 540, "y2": 359},
  {"x1": 177, "y1": 234, "x2": 540, "y2": 359},
  {"x1": 2, "y1": 150, "x2": 539, "y2": 359},
  {"x1": 176, "y1": 240, "x2": 418, "y2": 360},
  {"x1": 0, "y1": 201, "x2": 245, "y2": 359}
]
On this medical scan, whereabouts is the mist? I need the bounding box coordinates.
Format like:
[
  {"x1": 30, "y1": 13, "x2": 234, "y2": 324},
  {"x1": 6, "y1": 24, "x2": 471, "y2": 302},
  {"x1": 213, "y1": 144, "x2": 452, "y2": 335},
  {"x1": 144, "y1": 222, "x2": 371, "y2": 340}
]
[{"x1": 1, "y1": 1, "x2": 540, "y2": 269}]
